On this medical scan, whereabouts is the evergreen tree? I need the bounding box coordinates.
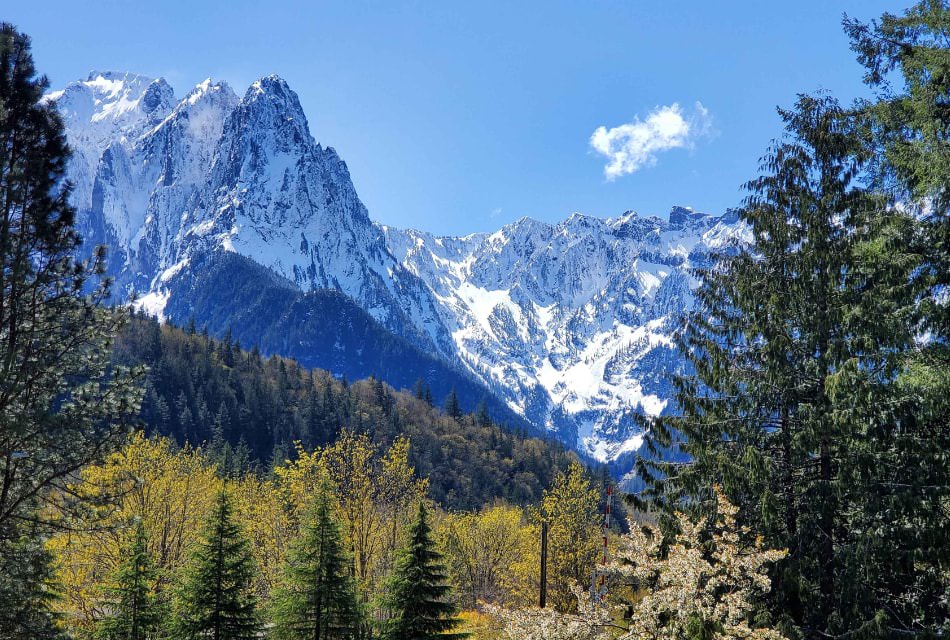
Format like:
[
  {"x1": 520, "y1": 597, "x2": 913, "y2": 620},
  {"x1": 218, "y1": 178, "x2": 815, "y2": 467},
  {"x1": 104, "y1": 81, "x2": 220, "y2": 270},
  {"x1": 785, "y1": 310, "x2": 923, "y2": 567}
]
[
  {"x1": 96, "y1": 522, "x2": 165, "y2": 640},
  {"x1": 272, "y1": 482, "x2": 362, "y2": 640},
  {"x1": 637, "y1": 95, "x2": 923, "y2": 638},
  {"x1": 382, "y1": 503, "x2": 464, "y2": 640},
  {"x1": 423, "y1": 386, "x2": 433, "y2": 408},
  {"x1": 413, "y1": 378, "x2": 427, "y2": 401},
  {"x1": 475, "y1": 400, "x2": 491, "y2": 428},
  {"x1": 443, "y1": 389, "x2": 462, "y2": 421},
  {"x1": 0, "y1": 23, "x2": 142, "y2": 635},
  {"x1": 842, "y1": 4, "x2": 950, "y2": 633},
  {"x1": 174, "y1": 489, "x2": 260, "y2": 640},
  {"x1": 221, "y1": 327, "x2": 235, "y2": 368},
  {"x1": 0, "y1": 527, "x2": 62, "y2": 639}
]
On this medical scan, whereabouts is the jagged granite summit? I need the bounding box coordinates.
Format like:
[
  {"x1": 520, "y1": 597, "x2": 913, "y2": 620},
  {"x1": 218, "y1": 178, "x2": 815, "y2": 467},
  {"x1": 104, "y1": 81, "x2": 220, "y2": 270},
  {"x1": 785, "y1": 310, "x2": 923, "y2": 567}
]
[{"x1": 47, "y1": 71, "x2": 749, "y2": 470}]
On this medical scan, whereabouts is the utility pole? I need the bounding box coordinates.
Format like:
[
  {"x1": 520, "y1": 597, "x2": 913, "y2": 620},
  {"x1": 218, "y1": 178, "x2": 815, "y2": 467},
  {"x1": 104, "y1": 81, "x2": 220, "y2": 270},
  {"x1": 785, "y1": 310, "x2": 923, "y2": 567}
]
[
  {"x1": 591, "y1": 483, "x2": 613, "y2": 603},
  {"x1": 539, "y1": 520, "x2": 548, "y2": 608}
]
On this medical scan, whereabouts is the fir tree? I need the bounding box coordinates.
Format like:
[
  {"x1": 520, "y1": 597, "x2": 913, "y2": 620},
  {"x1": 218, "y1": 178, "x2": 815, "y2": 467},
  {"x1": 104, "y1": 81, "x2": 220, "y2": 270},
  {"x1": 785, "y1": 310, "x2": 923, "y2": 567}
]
[
  {"x1": 382, "y1": 503, "x2": 464, "y2": 640},
  {"x1": 637, "y1": 94, "x2": 923, "y2": 638},
  {"x1": 475, "y1": 399, "x2": 491, "y2": 428},
  {"x1": 271, "y1": 482, "x2": 362, "y2": 640},
  {"x1": 0, "y1": 527, "x2": 62, "y2": 639},
  {"x1": 423, "y1": 386, "x2": 433, "y2": 408},
  {"x1": 174, "y1": 489, "x2": 260, "y2": 640},
  {"x1": 413, "y1": 378, "x2": 427, "y2": 401},
  {"x1": 842, "y1": 3, "x2": 950, "y2": 633},
  {"x1": 96, "y1": 522, "x2": 165, "y2": 640}
]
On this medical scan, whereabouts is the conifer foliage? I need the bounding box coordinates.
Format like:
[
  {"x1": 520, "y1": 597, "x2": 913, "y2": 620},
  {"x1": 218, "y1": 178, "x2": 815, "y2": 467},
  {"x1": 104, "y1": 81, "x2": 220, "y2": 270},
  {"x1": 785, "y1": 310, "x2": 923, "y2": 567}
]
[
  {"x1": 637, "y1": 93, "x2": 930, "y2": 638},
  {"x1": 0, "y1": 22, "x2": 143, "y2": 638},
  {"x1": 444, "y1": 389, "x2": 462, "y2": 421},
  {"x1": 843, "y1": 3, "x2": 950, "y2": 633},
  {"x1": 175, "y1": 489, "x2": 261, "y2": 640},
  {"x1": 383, "y1": 503, "x2": 464, "y2": 640},
  {"x1": 96, "y1": 522, "x2": 165, "y2": 640},
  {"x1": 116, "y1": 314, "x2": 570, "y2": 511},
  {"x1": 271, "y1": 481, "x2": 362, "y2": 640}
]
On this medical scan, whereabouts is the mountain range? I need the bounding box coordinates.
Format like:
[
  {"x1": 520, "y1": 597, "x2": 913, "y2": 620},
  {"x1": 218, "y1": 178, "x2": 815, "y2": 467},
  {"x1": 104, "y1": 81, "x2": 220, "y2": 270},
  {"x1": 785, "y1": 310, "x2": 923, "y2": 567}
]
[{"x1": 47, "y1": 71, "x2": 749, "y2": 476}]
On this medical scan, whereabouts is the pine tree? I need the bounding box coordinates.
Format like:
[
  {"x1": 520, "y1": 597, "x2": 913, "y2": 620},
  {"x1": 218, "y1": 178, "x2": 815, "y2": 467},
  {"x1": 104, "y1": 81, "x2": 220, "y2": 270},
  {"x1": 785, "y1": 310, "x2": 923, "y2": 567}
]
[
  {"x1": 96, "y1": 522, "x2": 165, "y2": 640},
  {"x1": 383, "y1": 503, "x2": 464, "y2": 640},
  {"x1": 174, "y1": 489, "x2": 260, "y2": 640},
  {"x1": 0, "y1": 23, "x2": 143, "y2": 635},
  {"x1": 272, "y1": 482, "x2": 361, "y2": 640}
]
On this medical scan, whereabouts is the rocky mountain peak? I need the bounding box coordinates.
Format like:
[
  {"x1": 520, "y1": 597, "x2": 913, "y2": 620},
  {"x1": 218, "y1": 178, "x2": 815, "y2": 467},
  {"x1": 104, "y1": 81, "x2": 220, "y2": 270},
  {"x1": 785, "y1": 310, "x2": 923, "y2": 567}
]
[
  {"x1": 231, "y1": 74, "x2": 311, "y2": 150},
  {"x1": 668, "y1": 204, "x2": 710, "y2": 228},
  {"x1": 50, "y1": 69, "x2": 750, "y2": 472}
]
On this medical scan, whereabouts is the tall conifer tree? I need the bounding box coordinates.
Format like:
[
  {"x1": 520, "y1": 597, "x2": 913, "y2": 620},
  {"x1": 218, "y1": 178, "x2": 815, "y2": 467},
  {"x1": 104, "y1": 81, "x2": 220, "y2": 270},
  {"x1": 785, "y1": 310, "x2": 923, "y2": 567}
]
[
  {"x1": 637, "y1": 94, "x2": 923, "y2": 638},
  {"x1": 174, "y1": 489, "x2": 260, "y2": 640},
  {"x1": 443, "y1": 389, "x2": 462, "y2": 422},
  {"x1": 382, "y1": 503, "x2": 463, "y2": 640},
  {"x1": 0, "y1": 22, "x2": 142, "y2": 637},
  {"x1": 272, "y1": 482, "x2": 362, "y2": 640},
  {"x1": 844, "y1": 3, "x2": 950, "y2": 633}
]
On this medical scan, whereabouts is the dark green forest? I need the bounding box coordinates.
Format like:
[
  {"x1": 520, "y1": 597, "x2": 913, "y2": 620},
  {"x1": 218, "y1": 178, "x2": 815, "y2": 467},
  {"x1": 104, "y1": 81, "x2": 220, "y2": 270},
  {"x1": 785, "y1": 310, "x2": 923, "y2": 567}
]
[{"x1": 115, "y1": 313, "x2": 575, "y2": 509}]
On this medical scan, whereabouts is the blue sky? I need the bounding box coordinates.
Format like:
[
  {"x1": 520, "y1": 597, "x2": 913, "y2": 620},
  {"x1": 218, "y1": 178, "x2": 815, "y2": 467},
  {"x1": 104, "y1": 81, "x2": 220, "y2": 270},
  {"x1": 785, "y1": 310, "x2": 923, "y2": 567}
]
[{"x1": 9, "y1": 0, "x2": 895, "y2": 235}]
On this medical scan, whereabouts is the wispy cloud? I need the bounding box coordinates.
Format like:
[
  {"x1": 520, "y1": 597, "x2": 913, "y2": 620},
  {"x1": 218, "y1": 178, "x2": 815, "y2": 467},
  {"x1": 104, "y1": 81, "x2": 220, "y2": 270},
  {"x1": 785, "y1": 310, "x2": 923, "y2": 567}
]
[{"x1": 589, "y1": 102, "x2": 712, "y2": 180}]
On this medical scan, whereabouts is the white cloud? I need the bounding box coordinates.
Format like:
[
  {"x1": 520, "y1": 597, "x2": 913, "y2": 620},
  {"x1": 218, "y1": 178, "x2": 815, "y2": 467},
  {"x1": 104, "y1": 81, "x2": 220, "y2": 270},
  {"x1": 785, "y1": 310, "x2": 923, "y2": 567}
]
[{"x1": 589, "y1": 102, "x2": 712, "y2": 180}]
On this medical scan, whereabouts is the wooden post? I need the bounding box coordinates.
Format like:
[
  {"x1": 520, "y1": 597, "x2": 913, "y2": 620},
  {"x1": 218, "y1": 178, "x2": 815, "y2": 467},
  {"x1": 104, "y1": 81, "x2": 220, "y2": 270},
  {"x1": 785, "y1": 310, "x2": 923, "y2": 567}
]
[{"x1": 540, "y1": 520, "x2": 548, "y2": 608}]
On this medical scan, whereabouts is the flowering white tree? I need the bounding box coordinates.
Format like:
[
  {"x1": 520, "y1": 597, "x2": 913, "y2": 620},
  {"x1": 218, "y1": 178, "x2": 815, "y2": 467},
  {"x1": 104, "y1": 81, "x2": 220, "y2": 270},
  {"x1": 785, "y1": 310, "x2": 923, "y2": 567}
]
[
  {"x1": 490, "y1": 488, "x2": 789, "y2": 640},
  {"x1": 616, "y1": 487, "x2": 787, "y2": 640},
  {"x1": 486, "y1": 586, "x2": 613, "y2": 640}
]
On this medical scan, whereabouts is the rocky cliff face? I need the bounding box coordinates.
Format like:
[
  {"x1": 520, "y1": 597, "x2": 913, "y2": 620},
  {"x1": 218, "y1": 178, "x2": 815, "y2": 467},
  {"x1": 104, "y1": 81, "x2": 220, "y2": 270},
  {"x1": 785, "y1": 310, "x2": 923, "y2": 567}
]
[
  {"x1": 383, "y1": 207, "x2": 748, "y2": 462},
  {"x1": 50, "y1": 71, "x2": 448, "y2": 354},
  {"x1": 49, "y1": 72, "x2": 749, "y2": 468}
]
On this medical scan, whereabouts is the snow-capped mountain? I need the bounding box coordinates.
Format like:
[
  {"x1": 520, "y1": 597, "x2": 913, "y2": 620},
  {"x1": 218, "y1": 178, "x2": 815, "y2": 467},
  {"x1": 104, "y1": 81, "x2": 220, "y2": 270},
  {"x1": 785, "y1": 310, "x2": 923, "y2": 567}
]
[
  {"x1": 50, "y1": 71, "x2": 448, "y2": 355},
  {"x1": 382, "y1": 207, "x2": 748, "y2": 462},
  {"x1": 48, "y1": 71, "x2": 748, "y2": 468}
]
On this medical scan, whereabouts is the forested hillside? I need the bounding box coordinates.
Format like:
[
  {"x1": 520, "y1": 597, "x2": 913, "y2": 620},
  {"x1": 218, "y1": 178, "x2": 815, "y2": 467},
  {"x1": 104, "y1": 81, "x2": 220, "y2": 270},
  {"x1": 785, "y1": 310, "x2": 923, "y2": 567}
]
[
  {"x1": 114, "y1": 313, "x2": 576, "y2": 509},
  {"x1": 160, "y1": 251, "x2": 535, "y2": 433}
]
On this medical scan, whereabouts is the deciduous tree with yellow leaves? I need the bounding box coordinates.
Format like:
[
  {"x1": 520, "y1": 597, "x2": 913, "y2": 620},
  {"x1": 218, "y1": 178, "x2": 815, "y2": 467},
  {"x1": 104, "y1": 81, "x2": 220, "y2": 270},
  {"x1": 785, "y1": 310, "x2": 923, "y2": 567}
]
[
  {"x1": 273, "y1": 429, "x2": 427, "y2": 610},
  {"x1": 438, "y1": 503, "x2": 531, "y2": 607},
  {"x1": 538, "y1": 461, "x2": 602, "y2": 613},
  {"x1": 49, "y1": 433, "x2": 222, "y2": 636}
]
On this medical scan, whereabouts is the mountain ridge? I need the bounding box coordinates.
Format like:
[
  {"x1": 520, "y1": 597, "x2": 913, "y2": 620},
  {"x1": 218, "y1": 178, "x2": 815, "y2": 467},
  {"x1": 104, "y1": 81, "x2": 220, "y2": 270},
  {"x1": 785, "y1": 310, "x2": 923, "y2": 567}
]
[{"x1": 48, "y1": 70, "x2": 749, "y2": 472}]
